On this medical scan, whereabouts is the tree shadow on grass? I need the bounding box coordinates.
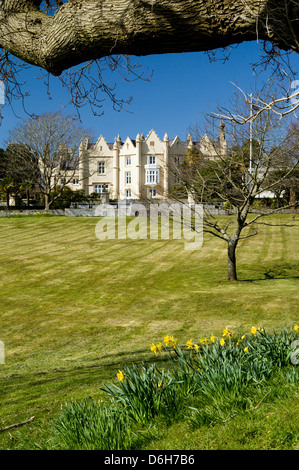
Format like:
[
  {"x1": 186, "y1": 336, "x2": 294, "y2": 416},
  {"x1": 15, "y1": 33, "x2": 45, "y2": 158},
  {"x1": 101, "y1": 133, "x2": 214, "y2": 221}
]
[
  {"x1": 240, "y1": 266, "x2": 299, "y2": 282},
  {"x1": 18, "y1": 348, "x2": 164, "y2": 383}
]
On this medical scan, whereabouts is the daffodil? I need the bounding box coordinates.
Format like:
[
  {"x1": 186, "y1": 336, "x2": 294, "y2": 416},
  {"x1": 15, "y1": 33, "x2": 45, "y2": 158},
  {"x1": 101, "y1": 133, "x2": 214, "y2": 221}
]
[
  {"x1": 219, "y1": 338, "x2": 225, "y2": 346},
  {"x1": 150, "y1": 342, "x2": 163, "y2": 354},
  {"x1": 186, "y1": 339, "x2": 193, "y2": 349},
  {"x1": 164, "y1": 335, "x2": 177, "y2": 348},
  {"x1": 194, "y1": 344, "x2": 200, "y2": 352},
  {"x1": 244, "y1": 346, "x2": 249, "y2": 353},
  {"x1": 222, "y1": 327, "x2": 234, "y2": 338},
  {"x1": 210, "y1": 334, "x2": 216, "y2": 343},
  {"x1": 251, "y1": 326, "x2": 257, "y2": 336},
  {"x1": 199, "y1": 337, "x2": 209, "y2": 345},
  {"x1": 116, "y1": 370, "x2": 125, "y2": 382},
  {"x1": 294, "y1": 325, "x2": 299, "y2": 332}
]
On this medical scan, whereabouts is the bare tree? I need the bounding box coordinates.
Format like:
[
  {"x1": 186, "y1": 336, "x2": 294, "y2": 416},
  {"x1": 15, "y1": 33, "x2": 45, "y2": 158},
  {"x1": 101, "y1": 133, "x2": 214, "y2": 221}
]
[
  {"x1": 6, "y1": 111, "x2": 90, "y2": 209},
  {"x1": 172, "y1": 96, "x2": 299, "y2": 281}
]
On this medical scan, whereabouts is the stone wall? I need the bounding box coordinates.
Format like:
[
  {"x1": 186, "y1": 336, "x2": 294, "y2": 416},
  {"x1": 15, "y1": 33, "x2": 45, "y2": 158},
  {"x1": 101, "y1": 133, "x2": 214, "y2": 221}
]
[{"x1": 0, "y1": 209, "x2": 65, "y2": 216}]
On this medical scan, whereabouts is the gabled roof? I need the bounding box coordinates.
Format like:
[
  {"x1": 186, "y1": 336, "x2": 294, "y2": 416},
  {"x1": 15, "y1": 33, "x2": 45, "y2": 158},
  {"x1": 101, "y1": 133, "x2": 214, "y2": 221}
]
[
  {"x1": 145, "y1": 129, "x2": 161, "y2": 142},
  {"x1": 121, "y1": 136, "x2": 136, "y2": 149}
]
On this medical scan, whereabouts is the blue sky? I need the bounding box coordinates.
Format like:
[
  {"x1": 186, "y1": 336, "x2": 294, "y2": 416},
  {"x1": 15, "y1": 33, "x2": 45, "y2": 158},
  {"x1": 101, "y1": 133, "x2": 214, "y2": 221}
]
[{"x1": 0, "y1": 41, "x2": 298, "y2": 147}]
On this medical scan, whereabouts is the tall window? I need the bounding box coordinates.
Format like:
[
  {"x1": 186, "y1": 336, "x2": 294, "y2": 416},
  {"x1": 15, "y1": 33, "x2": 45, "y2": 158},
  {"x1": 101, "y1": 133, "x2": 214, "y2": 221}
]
[
  {"x1": 149, "y1": 155, "x2": 156, "y2": 164},
  {"x1": 98, "y1": 161, "x2": 105, "y2": 174},
  {"x1": 126, "y1": 171, "x2": 131, "y2": 184},
  {"x1": 126, "y1": 156, "x2": 131, "y2": 166},
  {"x1": 126, "y1": 189, "x2": 131, "y2": 198}
]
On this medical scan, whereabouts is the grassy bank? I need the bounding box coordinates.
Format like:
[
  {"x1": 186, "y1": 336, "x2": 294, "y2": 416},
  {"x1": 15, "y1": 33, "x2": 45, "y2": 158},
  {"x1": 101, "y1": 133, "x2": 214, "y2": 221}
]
[{"x1": 0, "y1": 214, "x2": 298, "y2": 449}]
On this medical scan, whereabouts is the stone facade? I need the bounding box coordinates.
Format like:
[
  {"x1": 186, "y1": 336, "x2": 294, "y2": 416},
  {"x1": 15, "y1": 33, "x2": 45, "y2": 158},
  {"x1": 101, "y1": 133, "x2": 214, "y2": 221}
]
[{"x1": 67, "y1": 126, "x2": 227, "y2": 200}]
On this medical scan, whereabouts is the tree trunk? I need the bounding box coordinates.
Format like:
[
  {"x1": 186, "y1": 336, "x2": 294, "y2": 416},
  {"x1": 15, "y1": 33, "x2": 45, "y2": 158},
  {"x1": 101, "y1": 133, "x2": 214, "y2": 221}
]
[
  {"x1": 289, "y1": 188, "x2": 296, "y2": 220},
  {"x1": 44, "y1": 194, "x2": 50, "y2": 211},
  {"x1": 0, "y1": 0, "x2": 298, "y2": 76},
  {"x1": 227, "y1": 238, "x2": 238, "y2": 281}
]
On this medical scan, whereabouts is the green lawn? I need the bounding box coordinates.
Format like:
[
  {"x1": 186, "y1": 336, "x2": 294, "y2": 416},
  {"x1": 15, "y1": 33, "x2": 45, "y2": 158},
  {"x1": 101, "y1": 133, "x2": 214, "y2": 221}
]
[{"x1": 0, "y1": 214, "x2": 298, "y2": 449}]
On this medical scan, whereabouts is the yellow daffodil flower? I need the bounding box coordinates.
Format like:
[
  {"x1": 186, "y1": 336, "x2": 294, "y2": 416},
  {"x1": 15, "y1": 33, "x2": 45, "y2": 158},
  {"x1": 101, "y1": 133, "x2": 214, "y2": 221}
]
[
  {"x1": 199, "y1": 337, "x2": 209, "y2": 345},
  {"x1": 116, "y1": 370, "x2": 125, "y2": 382},
  {"x1": 164, "y1": 335, "x2": 177, "y2": 348},
  {"x1": 222, "y1": 327, "x2": 234, "y2": 338},
  {"x1": 251, "y1": 327, "x2": 257, "y2": 336}
]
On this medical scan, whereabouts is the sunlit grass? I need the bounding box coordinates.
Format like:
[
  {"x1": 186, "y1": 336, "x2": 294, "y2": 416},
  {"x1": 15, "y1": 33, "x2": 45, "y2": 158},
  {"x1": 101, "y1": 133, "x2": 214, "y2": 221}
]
[{"x1": 0, "y1": 214, "x2": 298, "y2": 449}]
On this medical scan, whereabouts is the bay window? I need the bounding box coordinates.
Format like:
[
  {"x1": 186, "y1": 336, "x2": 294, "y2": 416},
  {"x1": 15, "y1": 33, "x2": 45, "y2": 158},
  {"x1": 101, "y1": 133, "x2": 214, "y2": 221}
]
[{"x1": 145, "y1": 168, "x2": 159, "y2": 185}]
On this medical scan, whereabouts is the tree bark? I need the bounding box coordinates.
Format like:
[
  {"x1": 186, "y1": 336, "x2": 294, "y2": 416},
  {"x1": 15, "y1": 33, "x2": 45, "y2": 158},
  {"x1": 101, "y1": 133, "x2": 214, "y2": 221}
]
[{"x1": 0, "y1": 0, "x2": 298, "y2": 77}]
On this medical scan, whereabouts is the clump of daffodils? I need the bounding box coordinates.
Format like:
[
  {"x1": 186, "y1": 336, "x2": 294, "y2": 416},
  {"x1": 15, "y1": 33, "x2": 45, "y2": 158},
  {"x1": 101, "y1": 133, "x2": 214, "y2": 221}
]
[{"x1": 149, "y1": 325, "x2": 299, "y2": 358}]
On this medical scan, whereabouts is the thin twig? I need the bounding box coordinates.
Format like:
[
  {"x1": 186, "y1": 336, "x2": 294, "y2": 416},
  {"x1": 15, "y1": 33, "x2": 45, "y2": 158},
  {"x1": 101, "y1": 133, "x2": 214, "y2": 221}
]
[
  {"x1": 0, "y1": 416, "x2": 35, "y2": 433},
  {"x1": 251, "y1": 390, "x2": 271, "y2": 410}
]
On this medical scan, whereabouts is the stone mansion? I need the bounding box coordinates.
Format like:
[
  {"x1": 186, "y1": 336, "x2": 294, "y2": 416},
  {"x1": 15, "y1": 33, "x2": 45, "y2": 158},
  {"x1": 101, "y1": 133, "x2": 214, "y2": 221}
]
[{"x1": 67, "y1": 125, "x2": 227, "y2": 200}]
